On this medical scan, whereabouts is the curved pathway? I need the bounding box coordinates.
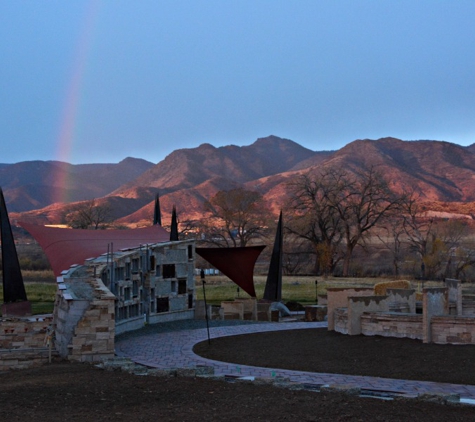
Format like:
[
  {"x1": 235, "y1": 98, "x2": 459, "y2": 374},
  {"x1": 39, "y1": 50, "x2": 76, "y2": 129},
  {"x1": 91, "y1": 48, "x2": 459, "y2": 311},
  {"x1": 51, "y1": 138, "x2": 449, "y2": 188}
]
[{"x1": 115, "y1": 322, "x2": 475, "y2": 400}]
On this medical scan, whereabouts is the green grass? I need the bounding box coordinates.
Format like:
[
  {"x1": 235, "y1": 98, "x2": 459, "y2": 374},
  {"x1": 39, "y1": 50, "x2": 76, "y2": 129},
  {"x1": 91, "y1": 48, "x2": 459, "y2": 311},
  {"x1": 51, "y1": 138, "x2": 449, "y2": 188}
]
[
  {"x1": 195, "y1": 275, "x2": 469, "y2": 305},
  {"x1": 0, "y1": 282, "x2": 56, "y2": 316},
  {"x1": 0, "y1": 270, "x2": 56, "y2": 283},
  {"x1": 196, "y1": 275, "x2": 353, "y2": 305}
]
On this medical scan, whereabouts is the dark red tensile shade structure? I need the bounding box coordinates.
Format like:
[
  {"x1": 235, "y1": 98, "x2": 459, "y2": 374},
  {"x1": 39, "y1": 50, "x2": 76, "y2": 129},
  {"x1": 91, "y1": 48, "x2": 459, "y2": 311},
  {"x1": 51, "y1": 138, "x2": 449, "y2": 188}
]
[
  {"x1": 1, "y1": 188, "x2": 31, "y2": 316},
  {"x1": 19, "y1": 222, "x2": 170, "y2": 277},
  {"x1": 196, "y1": 246, "x2": 265, "y2": 298}
]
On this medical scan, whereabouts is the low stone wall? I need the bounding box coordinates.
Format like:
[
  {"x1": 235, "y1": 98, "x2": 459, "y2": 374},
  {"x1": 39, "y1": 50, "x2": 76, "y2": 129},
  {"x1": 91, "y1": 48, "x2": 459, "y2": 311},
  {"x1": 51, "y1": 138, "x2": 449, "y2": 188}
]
[
  {"x1": 220, "y1": 301, "x2": 244, "y2": 320},
  {"x1": 149, "y1": 309, "x2": 194, "y2": 326},
  {"x1": 347, "y1": 295, "x2": 389, "y2": 335},
  {"x1": 257, "y1": 303, "x2": 271, "y2": 321},
  {"x1": 0, "y1": 315, "x2": 53, "y2": 349},
  {"x1": 431, "y1": 316, "x2": 475, "y2": 344},
  {"x1": 327, "y1": 288, "x2": 373, "y2": 330},
  {"x1": 54, "y1": 276, "x2": 115, "y2": 362},
  {"x1": 334, "y1": 308, "x2": 348, "y2": 334},
  {"x1": 304, "y1": 305, "x2": 327, "y2": 322},
  {"x1": 361, "y1": 312, "x2": 423, "y2": 340},
  {"x1": 462, "y1": 299, "x2": 475, "y2": 316},
  {"x1": 0, "y1": 348, "x2": 55, "y2": 371},
  {"x1": 0, "y1": 315, "x2": 55, "y2": 371},
  {"x1": 329, "y1": 283, "x2": 475, "y2": 345},
  {"x1": 234, "y1": 298, "x2": 257, "y2": 321}
]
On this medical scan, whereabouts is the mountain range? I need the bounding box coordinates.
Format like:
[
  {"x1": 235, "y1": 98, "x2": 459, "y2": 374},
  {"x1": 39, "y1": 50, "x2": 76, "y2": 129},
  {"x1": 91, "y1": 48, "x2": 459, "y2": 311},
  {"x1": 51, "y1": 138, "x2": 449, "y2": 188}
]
[{"x1": 4, "y1": 135, "x2": 475, "y2": 227}]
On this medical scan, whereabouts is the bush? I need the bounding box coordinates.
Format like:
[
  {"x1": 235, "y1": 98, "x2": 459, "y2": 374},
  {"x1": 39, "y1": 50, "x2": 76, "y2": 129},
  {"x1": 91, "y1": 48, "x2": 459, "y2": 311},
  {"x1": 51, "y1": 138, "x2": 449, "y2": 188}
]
[{"x1": 374, "y1": 280, "x2": 411, "y2": 295}]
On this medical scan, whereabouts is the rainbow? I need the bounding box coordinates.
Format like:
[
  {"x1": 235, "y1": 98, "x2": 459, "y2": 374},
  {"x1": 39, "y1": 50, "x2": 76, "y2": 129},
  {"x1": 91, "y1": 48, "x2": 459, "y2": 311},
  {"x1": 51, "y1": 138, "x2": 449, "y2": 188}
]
[{"x1": 53, "y1": 0, "x2": 101, "y2": 205}]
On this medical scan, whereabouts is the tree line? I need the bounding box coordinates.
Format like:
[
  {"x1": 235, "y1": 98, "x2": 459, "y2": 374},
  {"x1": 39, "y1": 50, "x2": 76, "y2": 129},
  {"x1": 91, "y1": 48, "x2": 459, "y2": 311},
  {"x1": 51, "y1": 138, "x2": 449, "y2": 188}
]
[
  {"x1": 60, "y1": 167, "x2": 475, "y2": 281},
  {"x1": 192, "y1": 167, "x2": 475, "y2": 281}
]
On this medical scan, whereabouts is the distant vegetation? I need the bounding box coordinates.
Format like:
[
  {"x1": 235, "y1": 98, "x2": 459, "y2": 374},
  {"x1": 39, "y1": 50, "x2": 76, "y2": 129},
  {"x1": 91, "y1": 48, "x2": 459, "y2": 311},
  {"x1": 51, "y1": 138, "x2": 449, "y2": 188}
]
[{"x1": 0, "y1": 283, "x2": 56, "y2": 316}]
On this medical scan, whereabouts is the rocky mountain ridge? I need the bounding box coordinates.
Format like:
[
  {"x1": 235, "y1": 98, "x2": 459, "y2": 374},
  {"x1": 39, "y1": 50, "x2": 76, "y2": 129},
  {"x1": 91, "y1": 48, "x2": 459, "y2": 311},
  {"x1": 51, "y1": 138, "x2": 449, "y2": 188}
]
[{"x1": 6, "y1": 135, "x2": 475, "y2": 226}]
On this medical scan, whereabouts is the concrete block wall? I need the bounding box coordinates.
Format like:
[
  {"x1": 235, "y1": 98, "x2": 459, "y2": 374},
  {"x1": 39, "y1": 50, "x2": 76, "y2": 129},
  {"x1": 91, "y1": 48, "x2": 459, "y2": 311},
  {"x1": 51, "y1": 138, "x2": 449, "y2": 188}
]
[
  {"x1": 148, "y1": 309, "x2": 194, "y2": 326},
  {"x1": 169, "y1": 295, "x2": 187, "y2": 312},
  {"x1": 360, "y1": 312, "x2": 423, "y2": 340}
]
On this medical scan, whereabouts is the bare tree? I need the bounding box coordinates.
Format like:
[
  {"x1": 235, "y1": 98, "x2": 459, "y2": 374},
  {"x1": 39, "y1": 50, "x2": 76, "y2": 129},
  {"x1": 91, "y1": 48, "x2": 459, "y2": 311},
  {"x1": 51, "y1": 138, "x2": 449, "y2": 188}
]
[
  {"x1": 376, "y1": 214, "x2": 406, "y2": 276},
  {"x1": 288, "y1": 167, "x2": 404, "y2": 277},
  {"x1": 286, "y1": 169, "x2": 344, "y2": 276},
  {"x1": 401, "y1": 191, "x2": 437, "y2": 278},
  {"x1": 199, "y1": 188, "x2": 270, "y2": 247},
  {"x1": 452, "y1": 243, "x2": 475, "y2": 280},
  {"x1": 335, "y1": 167, "x2": 404, "y2": 276},
  {"x1": 63, "y1": 199, "x2": 113, "y2": 230}
]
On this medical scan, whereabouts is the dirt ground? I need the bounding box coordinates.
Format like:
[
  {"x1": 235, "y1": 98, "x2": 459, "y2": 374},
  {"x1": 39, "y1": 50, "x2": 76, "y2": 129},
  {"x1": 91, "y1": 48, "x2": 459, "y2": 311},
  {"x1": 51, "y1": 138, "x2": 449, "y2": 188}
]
[
  {"x1": 2, "y1": 328, "x2": 475, "y2": 421},
  {"x1": 194, "y1": 328, "x2": 475, "y2": 386}
]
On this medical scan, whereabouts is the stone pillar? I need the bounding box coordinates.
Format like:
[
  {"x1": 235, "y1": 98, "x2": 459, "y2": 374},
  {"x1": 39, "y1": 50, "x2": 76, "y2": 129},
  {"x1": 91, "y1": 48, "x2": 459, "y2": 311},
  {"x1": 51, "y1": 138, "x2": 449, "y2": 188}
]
[
  {"x1": 445, "y1": 279, "x2": 462, "y2": 316},
  {"x1": 422, "y1": 288, "x2": 448, "y2": 343}
]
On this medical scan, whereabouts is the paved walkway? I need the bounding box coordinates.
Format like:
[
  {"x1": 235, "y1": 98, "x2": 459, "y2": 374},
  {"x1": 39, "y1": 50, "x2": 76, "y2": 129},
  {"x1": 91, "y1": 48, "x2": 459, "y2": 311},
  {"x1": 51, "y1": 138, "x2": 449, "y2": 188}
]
[{"x1": 115, "y1": 322, "x2": 475, "y2": 400}]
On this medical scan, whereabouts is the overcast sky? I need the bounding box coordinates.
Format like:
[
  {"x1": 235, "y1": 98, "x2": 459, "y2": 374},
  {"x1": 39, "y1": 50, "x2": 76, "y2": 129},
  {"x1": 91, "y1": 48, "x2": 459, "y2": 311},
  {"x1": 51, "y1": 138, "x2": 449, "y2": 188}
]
[{"x1": 1, "y1": 1, "x2": 474, "y2": 164}]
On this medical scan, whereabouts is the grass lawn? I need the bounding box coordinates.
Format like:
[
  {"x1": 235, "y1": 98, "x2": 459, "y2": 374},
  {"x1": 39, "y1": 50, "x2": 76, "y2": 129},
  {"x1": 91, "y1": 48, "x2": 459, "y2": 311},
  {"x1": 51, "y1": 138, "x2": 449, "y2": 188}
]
[
  {"x1": 194, "y1": 275, "x2": 444, "y2": 305},
  {"x1": 0, "y1": 273, "x2": 467, "y2": 315},
  {"x1": 0, "y1": 282, "x2": 56, "y2": 316}
]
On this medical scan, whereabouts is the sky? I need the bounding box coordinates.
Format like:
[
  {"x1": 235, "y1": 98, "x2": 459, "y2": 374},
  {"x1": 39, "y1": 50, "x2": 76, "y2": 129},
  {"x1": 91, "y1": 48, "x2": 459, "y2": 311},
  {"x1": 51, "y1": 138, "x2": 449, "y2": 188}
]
[{"x1": 1, "y1": 0, "x2": 475, "y2": 165}]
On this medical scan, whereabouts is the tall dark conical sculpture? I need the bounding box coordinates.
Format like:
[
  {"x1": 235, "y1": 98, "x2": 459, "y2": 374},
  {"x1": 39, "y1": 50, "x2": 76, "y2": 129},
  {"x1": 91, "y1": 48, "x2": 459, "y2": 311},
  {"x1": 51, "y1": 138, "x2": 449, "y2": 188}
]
[
  {"x1": 153, "y1": 193, "x2": 162, "y2": 226},
  {"x1": 263, "y1": 210, "x2": 283, "y2": 302},
  {"x1": 0, "y1": 188, "x2": 31, "y2": 316},
  {"x1": 170, "y1": 205, "x2": 179, "y2": 241}
]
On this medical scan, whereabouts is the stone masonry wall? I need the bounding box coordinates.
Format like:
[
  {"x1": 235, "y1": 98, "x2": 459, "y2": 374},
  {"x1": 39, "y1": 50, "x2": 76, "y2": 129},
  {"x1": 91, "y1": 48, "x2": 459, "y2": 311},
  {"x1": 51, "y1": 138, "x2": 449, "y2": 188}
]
[
  {"x1": 333, "y1": 308, "x2": 349, "y2": 334},
  {"x1": 327, "y1": 288, "x2": 373, "y2": 331},
  {"x1": 431, "y1": 316, "x2": 475, "y2": 344},
  {"x1": 347, "y1": 295, "x2": 389, "y2": 335},
  {"x1": 0, "y1": 315, "x2": 55, "y2": 371},
  {"x1": 360, "y1": 312, "x2": 423, "y2": 340},
  {"x1": 54, "y1": 276, "x2": 115, "y2": 362}
]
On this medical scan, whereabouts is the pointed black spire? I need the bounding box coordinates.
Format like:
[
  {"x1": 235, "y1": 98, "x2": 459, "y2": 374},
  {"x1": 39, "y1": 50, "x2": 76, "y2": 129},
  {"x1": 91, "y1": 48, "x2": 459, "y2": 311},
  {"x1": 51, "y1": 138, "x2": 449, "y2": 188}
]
[
  {"x1": 153, "y1": 193, "x2": 162, "y2": 226},
  {"x1": 170, "y1": 205, "x2": 179, "y2": 241},
  {"x1": 0, "y1": 188, "x2": 30, "y2": 315},
  {"x1": 263, "y1": 210, "x2": 283, "y2": 302}
]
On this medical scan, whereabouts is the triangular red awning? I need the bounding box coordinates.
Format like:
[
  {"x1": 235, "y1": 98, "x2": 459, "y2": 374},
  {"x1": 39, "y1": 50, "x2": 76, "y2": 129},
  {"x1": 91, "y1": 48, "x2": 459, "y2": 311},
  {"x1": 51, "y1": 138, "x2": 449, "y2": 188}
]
[
  {"x1": 19, "y1": 222, "x2": 170, "y2": 277},
  {"x1": 196, "y1": 246, "x2": 265, "y2": 298}
]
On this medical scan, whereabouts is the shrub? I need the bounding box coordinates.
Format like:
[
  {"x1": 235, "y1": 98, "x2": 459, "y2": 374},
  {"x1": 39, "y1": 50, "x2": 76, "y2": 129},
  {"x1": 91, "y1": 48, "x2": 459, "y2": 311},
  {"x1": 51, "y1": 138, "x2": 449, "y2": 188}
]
[{"x1": 374, "y1": 280, "x2": 411, "y2": 296}]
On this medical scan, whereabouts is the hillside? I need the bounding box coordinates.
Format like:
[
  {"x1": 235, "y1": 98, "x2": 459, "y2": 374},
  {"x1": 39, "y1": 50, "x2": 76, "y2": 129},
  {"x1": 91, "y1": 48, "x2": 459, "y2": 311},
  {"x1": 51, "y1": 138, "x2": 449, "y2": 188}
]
[
  {"x1": 1, "y1": 157, "x2": 154, "y2": 212},
  {"x1": 8, "y1": 136, "x2": 475, "y2": 226}
]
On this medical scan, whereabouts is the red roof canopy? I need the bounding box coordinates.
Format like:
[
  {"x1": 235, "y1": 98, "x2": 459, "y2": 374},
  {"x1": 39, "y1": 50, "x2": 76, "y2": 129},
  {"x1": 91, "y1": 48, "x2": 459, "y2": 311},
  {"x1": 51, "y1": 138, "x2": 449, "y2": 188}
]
[
  {"x1": 196, "y1": 246, "x2": 265, "y2": 298},
  {"x1": 19, "y1": 222, "x2": 170, "y2": 276}
]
